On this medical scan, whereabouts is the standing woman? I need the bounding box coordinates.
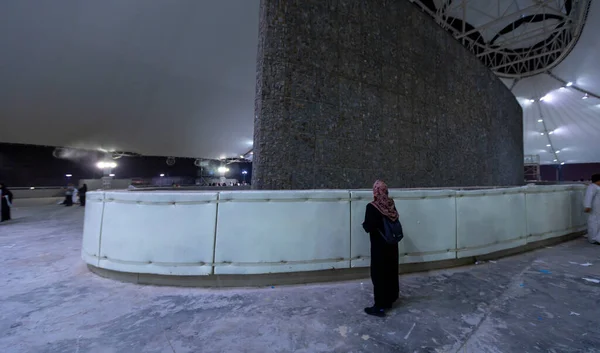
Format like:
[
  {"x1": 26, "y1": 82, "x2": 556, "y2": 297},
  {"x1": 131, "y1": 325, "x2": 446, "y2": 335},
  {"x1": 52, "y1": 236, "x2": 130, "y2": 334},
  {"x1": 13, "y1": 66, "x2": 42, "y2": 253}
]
[
  {"x1": 78, "y1": 184, "x2": 88, "y2": 207},
  {"x1": 362, "y1": 180, "x2": 400, "y2": 317},
  {"x1": 64, "y1": 184, "x2": 74, "y2": 206},
  {"x1": 0, "y1": 182, "x2": 14, "y2": 222},
  {"x1": 584, "y1": 174, "x2": 600, "y2": 244}
]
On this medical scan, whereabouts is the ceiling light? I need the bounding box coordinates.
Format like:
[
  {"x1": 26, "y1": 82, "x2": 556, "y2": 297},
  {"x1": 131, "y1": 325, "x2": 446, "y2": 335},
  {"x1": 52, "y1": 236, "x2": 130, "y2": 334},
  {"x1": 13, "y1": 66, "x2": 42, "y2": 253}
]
[
  {"x1": 582, "y1": 94, "x2": 588, "y2": 100},
  {"x1": 566, "y1": 82, "x2": 573, "y2": 87},
  {"x1": 561, "y1": 162, "x2": 565, "y2": 165},
  {"x1": 548, "y1": 131, "x2": 554, "y2": 135},
  {"x1": 560, "y1": 86, "x2": 566, "y2": 90},
  {"x1": 109, "y1": 173, "x2": 115, "y2": 177},
  {"x1": 554, "y1": 159, "x2": 558, "y2": 162},
  {"x1": 240, "y1": 155, "x2": 244, "y2": 158},
  {"x1": 556, "y1": 150, "x2": 560, "y2": 153},
  {"x1": 65, "y1": 174, "x2": 72, "y2": 177},
  {"x1": 529, "y1": 99, "x2": 535, "y2": 103},
  {"x1": 540, "y1": 133, "x2": 545, "y2": 135},
  {"x1": 160, "y1": 174, "x2": 165, "y2": 177},
  {"x1": 546, "y1": 144, "x2": 551, "y2": 147},
  {"x1": 538, "y1": 119, "x2": 543, "y2": 122}
]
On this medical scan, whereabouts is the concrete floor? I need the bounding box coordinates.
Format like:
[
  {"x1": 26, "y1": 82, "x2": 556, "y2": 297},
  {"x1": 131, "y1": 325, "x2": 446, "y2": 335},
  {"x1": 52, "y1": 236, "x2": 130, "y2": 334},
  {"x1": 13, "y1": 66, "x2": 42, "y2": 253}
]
[{"x1": 1, "y1": 200, "x2": 599, "y2": 353}]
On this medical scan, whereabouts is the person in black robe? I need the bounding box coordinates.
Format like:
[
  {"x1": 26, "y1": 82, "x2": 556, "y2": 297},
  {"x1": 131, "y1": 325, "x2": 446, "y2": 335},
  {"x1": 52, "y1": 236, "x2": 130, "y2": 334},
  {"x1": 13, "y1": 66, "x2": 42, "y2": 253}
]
[
  {"x1": 78, "y1": 184, "x2": 88, "y2": 206},
  {"x1": 64, "y1": 184, "x2": 75, "y2": 206},
  {"x1": 362, "y1": 180, "x2": 400, "y2": 317},
  {"x1": 1, "y1": 183, "x2": 14, "y2": 222}
]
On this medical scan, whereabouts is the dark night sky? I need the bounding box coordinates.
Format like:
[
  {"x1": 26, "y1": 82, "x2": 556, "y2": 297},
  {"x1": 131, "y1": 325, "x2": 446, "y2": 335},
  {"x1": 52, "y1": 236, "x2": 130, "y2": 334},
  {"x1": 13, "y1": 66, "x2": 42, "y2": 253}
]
[{"x1": 0, "y1": 0, "x2": 259, "y2": 159}]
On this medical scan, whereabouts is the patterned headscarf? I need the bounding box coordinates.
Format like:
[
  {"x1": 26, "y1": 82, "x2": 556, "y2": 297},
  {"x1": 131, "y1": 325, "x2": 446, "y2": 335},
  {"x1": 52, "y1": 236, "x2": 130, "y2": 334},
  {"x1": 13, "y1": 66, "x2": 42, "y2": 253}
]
[{"x1": 370, "y1": 180, "x2": 399, "y2": 221}]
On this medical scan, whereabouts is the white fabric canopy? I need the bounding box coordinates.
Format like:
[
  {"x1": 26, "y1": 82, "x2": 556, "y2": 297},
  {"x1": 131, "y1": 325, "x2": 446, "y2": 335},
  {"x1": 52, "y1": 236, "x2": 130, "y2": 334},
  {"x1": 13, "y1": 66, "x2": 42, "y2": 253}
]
[{"x1": 505, "y1": 0, "x2": 600, "y2": 164}]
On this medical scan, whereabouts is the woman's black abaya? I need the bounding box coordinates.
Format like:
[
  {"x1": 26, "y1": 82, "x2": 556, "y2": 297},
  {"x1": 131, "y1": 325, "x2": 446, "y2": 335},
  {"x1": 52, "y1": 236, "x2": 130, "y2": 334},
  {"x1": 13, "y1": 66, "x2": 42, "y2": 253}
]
[
  {"x1": 362, "y1": 203, "x2": 399, "y2": 309},
  {"x1": 1, "y1": 187, "x2": 13, "y2": 222}
]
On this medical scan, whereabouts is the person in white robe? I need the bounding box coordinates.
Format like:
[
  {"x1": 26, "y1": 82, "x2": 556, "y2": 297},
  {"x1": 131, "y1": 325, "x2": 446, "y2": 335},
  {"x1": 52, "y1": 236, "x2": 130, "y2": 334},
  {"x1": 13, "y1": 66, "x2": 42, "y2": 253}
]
[
  {"x1": 72, "y1": 186, "x2": 79, "y2": 204},
  {"x1": 583, "y1": 174, "x2": 600, "y2": 244}
]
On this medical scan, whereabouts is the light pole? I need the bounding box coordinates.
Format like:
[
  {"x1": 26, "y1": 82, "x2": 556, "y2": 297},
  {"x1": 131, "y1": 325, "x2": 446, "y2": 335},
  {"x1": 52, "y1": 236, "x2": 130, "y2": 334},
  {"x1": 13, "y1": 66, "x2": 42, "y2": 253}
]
[
  {"x1": 242, "y1": 170, "x2": 248, "y2": 183},
  {"x1": 97, "y1": 161, "x2": 117, "y2": 189},
  {"x1": 217, "y1": 167, "x2": 229, "y2": 175},
  {"x1": 217, "y1": 166, "x2": 229, "y2": 185}
]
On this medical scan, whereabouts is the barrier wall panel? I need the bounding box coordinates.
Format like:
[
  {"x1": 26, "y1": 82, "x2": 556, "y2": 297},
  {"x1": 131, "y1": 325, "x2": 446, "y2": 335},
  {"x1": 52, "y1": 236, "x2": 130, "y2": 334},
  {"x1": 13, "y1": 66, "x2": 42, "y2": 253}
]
[
  {"x1": 350, "y1": 189, "x2": 457, "y2": 268},
  {"x1": 98, "y1": 191, "x2": 218, "y2": 275},
  {"x1": 569, "y1": 186, "x2": 587, "y2": 230},
  {"x1": 525, "y1": 186, "x2": 572, "y2": 242},
  {"x1": 81, "y1": 191, "x2": 105, "y2": 266},
  {"x1": 456, "y1": 188, "x2": 527, "y2": 258},
  {"x1": 214, "y1": 190, "x2": 351, "y2": 274},
  {"x1": 80, "y1": 185, "x2": 587, "y2": 279}
]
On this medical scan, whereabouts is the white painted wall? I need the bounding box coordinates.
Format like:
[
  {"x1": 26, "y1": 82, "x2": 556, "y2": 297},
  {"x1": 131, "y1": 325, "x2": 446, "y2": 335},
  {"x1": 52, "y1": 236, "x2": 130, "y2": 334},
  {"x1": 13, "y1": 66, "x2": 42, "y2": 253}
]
[{"x1": 81, "y1": 185, "x2": 588, "y2": 276}]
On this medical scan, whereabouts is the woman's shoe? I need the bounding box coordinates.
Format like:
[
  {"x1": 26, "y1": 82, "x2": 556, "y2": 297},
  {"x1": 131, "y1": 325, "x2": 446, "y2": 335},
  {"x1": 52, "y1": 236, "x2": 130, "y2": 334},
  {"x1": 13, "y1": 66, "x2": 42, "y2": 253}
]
[{"x1": 364, "y1": 306, "x2": 386, "y2": 317}]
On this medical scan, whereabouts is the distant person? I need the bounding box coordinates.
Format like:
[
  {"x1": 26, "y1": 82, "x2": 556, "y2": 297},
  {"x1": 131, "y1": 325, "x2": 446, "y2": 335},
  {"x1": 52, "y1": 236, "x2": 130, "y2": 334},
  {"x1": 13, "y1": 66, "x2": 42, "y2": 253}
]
[
  {"x1": 64, "y1": 184, "x2": 75, "y2": 206},
  {"x1": 0, "y1": 183, "x2": 14, "y2": 222},
  {"x1": 78, "y1": 184, "x2": 88, "y2": 207},
  {"x1": 72, "y1": 184, "x2": 79, "y2": 204},
  {"x1": 584, "y1": 174, "x2": 600, "y2": 245},
  {"x1": 361, "y1": 180, "x2": 400, "y2": 317}
]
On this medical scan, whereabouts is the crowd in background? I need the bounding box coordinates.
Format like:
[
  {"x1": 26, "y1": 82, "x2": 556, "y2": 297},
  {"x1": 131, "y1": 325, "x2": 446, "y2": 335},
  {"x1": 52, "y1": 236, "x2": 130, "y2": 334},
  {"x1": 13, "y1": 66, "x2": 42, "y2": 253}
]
[{"x1": 60, "y1": 183, "x2": 87, "y2": 207}]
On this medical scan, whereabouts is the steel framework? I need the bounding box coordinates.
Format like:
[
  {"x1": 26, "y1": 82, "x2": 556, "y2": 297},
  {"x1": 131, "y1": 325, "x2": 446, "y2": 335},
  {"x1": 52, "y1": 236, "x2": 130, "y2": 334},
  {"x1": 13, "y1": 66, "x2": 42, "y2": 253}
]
[
  {"x1": 524, "y1": 154, "x2": 542, "y2": 180},
  {"x1": 410, "y1": 0, "x2": 592, "y2": 78}
]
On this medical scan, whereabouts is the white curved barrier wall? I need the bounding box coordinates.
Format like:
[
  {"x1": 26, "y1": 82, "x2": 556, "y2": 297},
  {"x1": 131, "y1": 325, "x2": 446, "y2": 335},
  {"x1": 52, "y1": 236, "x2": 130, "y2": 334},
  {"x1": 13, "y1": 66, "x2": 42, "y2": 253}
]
[
  {"x1": 81, "y1": 192, "x2": 105, "y2": 266},
  {"x1": 81, "y1": 185, "x2": 588, "y2": 277},
  {"x1": 93, "y1": 191, "x2": 218, "y2": 275},
  {"x1": 351, "y1": 189, "x2": 457, "y2": 268},
  {"x1": 526, "y1": 186, "x2": 574, "y2": 242},
  {"x1": 456, "y1": 188, "x2": 527, "y2": 258},
  {"x1": 215, "y1": 190, "x2": 350, "y2": 274}
]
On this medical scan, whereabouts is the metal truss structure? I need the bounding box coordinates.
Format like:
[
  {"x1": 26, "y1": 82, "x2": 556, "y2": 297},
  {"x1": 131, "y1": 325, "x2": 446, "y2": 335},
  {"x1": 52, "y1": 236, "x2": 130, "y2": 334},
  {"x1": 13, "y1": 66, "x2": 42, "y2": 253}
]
[
  {"x1": 524, "y1": 154, "x2": 542, "y2": 180},
  {"x1": 410, "y1": 0, "x2": 592, "y2": 78}
]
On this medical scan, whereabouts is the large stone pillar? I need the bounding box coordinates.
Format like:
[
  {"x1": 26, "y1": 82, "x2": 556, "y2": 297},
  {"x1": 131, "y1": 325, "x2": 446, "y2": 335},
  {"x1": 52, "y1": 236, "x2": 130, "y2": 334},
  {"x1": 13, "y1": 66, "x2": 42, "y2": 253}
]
[{"x1": 252, "y1": 0, "x2": 523, "y2": 190}]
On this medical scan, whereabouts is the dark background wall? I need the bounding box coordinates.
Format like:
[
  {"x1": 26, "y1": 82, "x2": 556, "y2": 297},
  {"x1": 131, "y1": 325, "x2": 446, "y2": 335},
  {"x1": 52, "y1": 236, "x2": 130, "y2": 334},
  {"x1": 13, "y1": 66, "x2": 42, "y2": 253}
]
[
  {"x1": 539, "y1": 164, "x2": 600, "y2": 182},
  {"x1": 3, "y1": 143, "x2": 594, "y2": 187},
  {"x1": 252, "y1": 0, "x2": 524, "y2": 190},
  {"x1": 0, "y1": 143, "x2": 252, "y2": 187}
]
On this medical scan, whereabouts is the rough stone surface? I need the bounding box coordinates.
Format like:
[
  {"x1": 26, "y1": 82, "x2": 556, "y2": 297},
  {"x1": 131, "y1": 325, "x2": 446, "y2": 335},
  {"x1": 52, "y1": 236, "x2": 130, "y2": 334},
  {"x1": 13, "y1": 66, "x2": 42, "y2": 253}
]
[
  {"x1": 2, "y1": 200, "x2": 600, "y2": 352},
  {"x1": 252, "y1": 0, "x2": 523, "y2": 190}
]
